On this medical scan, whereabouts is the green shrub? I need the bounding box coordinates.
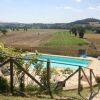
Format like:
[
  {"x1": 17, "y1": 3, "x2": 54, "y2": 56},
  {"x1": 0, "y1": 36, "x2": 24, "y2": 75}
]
[
  {"x1": 61, "y1": 68, "x2": 73, "y2": 75},
  {"x1": 25, "y1": 84, "x2": 39, "y2": 92},
  {"x1": 96, "y1": 76, "x2": 100, "y2": 84},
  {"x1": 0, "y1": 76, "x2": 9, "y2": 92}
]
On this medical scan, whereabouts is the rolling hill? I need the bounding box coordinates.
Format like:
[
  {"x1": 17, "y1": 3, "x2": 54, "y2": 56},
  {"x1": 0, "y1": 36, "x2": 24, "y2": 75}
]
[{"x1": 0, "y1": 18, "x2": 100, "y2": 29}]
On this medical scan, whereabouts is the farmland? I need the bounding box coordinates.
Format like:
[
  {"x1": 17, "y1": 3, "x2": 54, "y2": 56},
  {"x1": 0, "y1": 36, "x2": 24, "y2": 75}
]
[
  {"x1": 0, "y1": 29, "x2": 99, "y2": 56},
  {"x1": 0, "y1": 29, "x2": 64, "y2": 47},
  {"x1": 42, "y1": 31, "x2": 88, "y2": 47},
  {"x1": 0, "y1": 30, "x2": 100, "y2": 99},
  {"x1": 0, "y1": 29, "x2": 88, "y2": 47}
]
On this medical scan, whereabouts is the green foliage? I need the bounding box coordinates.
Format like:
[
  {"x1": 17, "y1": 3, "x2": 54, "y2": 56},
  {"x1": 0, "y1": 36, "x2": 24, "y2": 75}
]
[
  {"x1": 78, "y1": 26, "x2": 85, "y2": 38},
  {"x1": 70, "y1": 26, "x2": 85, "y2": 38},
  {"x1": 34, "y1": 62, "x2": 44, "y2": 75},
  {"x1": 0, "y1": 29, "x2": 8, "y2": 35},
  {"x1": 40, "y1": 68, "x2": 48, "y2": 87},
  {"x1": 0, "y1": 42, "x2": 21, "y2": 63},
  {"x1": 0, "y1": 76, "x2": 9, "y2": 92},
  {"x1": 70, "y1": 27, "x2": 77, "y2": 36},
  {"x1": 0, "y1": 53, "x2": 7, "y2": 62},
  {"x1": 0, "y1": 42, "x2": 21, "y2": 57},
  {"x1": 25, "y1": 53, "x2": 48, "y2": 88},
  {"x1": 95, "y1": 28, "x2": 100, "y2": 33},
  {"x1": 96, "y1": 76, "x2": 100, "y2": 84},
  {"x1": 26, "y1": 84, "x2": 39, "y2": 92},
  {"x1": 61, "y1": 68, "x2": 73, "y2": 75},
  {"x1": 50, "y1": 68, "x2": 59, "y2": 75},
  {"x1": 0, "y1": 42, "x2": 25, "y2": 92}
]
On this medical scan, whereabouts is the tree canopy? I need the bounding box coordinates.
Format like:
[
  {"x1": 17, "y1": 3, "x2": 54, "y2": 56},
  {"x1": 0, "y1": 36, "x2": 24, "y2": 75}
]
[{"x1": 70, "y1": 26, "x2": 85, "y2": 38}]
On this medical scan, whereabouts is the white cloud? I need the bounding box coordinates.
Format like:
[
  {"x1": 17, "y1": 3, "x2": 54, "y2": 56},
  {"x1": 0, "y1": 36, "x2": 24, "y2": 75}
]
[
  {"x1": 56, "y1": 6, "x2": 72, "y2": 10},
  {"x1": 64, "y1": 6, "x2": 73, "y2": 10},
  {"x1": 56, "y1": 6, "x2": 63, "y2": 9},
  {"x1": 56, "y1": 6, "x2": 81, "y2": 13},
  {"x1": 75, "y1": 0, "x2": 82, "y2": 2},
  {"x1": 88, "y1": 7, "x2": 95, "y2": 10},
  {"x1": 88, "y1": 6, "x2": 100, "y2": 11}
]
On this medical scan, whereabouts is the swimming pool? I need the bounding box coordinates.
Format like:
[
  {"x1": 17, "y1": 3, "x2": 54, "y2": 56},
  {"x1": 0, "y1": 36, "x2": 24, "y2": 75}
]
[{"x1": 25, "y1": 54, "x2": 90, "y2": 69}]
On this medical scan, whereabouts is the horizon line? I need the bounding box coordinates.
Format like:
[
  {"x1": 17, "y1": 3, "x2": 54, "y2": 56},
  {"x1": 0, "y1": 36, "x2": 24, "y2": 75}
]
[{"x1": 0, "y1": 17, "x2": 99, "y2": 24}]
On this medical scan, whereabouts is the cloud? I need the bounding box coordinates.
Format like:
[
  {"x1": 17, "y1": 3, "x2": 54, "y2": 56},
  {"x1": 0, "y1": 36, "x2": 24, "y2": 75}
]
[
  {"x1": 56, "y1": 6, "x2": 63, "y2": 9},
  {"x1": 64, "y1": 6, "x2": 73, "y2": 10},
  {"x1": 88, "y1": 7, "x2": 95, "y2": 10},
  {"x1": 56, "y1": 6, "x2": 74, "y2": 10},
  {"x1": 56, "y1": 6, "x2": 72, "y2": 10},
  {"x1": 56, "y1": 6, "x2": 81, "y2": 12},
  {"x1": 75, "y1": 0, "x2": 82, "y2": 2},
  {"x1": 88, "y1": 6, "x2": 100, "y2": 11}
]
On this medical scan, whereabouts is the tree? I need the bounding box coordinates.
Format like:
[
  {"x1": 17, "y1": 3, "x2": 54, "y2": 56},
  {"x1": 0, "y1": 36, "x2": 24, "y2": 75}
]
[
  {"x1": 1, "y1": 29, "x2": 8, "y2": 35},
  {"x1": 70, "y1": 27, "x2": 77, "y2": 36},
  {"x1": 0, "y1": 42, "x2": 21, "y2": 62},
  {"x1": 78, "y1": 26, "x2": 85, "y2": 38},
  {"x1": 23, "y1": 27, "x2": 28, "y2": 31},
  {"x1": 95, "y1": 28, "x2": 100, "y2": 34},
  {"x1": 0, "y1": 42, "x2": 24, "y2": 91}
]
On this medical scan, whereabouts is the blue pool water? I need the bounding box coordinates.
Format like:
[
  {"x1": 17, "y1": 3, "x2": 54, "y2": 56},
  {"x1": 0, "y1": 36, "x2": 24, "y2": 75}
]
[{"x1": 26, "y1": 54, "x2": 90, "y2": 69}]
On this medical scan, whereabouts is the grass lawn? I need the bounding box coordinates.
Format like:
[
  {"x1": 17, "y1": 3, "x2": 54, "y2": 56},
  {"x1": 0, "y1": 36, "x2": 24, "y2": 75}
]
[
  {"x1": 42, "y1": 31, "x2": 88, "y2": 47},
  {"x1": 0, "y1": 95, "x2": 54, "y2": 100},
  {"x1": 0, "y1": 95, "x2": 52, "y2": 100},
  {"x1": 0, "y1": 85, "x2": 99, "y2": 100}
]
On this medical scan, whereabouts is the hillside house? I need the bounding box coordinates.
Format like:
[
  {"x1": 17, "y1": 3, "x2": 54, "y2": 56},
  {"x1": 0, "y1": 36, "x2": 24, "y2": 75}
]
[{"x1": 89, "y1": 22, "x2": 100, "y2": 27}]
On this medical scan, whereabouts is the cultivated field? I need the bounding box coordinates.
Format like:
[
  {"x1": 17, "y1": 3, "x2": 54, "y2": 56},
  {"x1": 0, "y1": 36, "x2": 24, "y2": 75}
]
[
  {"x1": 84, "y1": 33, "x2": 100, "y2": 52},
  {"x1": 0, "y1": 29, "x2": 65, "y2": 47},
  {"x1": 42, "y1": 31, "x2": 88, "y2": 47},
  {"x1": 0, "y1": 29, "x2": 99, "y2": 56}
]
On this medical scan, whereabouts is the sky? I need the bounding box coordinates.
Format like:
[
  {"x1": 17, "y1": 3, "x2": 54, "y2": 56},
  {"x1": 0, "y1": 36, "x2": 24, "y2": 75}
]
[{"x1": 0, "y1": 0, "x2": 100, "y2": 23}]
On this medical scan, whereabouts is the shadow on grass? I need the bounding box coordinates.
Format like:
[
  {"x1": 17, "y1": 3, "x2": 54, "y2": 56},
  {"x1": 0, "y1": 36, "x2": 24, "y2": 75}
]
[{"x1": 79, "y1": 85, "x2": 100, "y2": 100}]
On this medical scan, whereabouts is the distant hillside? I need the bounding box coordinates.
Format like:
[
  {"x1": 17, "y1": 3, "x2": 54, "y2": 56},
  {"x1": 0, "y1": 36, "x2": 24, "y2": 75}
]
[
  {"x1": 68, "y1": 18, "x2": 100, "y2": 24},
  {"x1": 0, "y1": 18, "x2": 100, "y2": 29}
]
